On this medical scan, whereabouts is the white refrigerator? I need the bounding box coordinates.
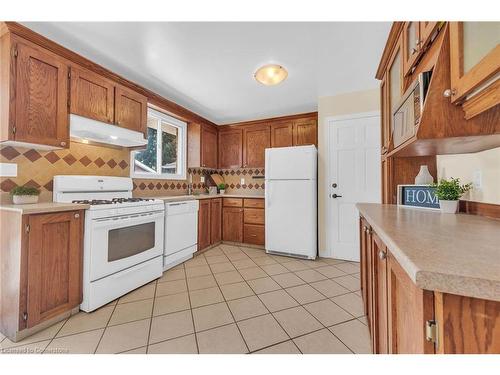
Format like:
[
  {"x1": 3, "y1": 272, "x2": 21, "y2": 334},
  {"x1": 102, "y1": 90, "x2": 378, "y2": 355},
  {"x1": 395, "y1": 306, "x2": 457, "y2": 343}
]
[{"x1": 265, "y1": 145, "x2": 317, "y2": 259}]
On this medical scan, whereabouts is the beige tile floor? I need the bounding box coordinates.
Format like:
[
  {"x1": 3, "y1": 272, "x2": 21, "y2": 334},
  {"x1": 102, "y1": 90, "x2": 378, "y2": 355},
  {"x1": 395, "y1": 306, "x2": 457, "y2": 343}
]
[{"x1": 0, "y1": 244, "x2": 371, "y2": 354}]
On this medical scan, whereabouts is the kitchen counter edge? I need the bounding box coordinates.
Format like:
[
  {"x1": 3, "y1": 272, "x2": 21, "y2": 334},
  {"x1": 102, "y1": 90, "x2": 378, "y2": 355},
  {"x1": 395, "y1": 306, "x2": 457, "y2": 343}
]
[
  {"x1": 0, "y1": 202, "x2": 90, "y2": 215},
  {"x1": 356, "y1": 203, "x2": 500, "y2": 302}
]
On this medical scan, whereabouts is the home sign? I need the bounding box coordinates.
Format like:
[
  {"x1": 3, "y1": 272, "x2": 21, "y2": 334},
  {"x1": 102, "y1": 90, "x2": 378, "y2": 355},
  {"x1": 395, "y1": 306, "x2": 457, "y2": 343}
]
[{"x1": 397, "y1": 185, "x2": 440, "y2": 210}]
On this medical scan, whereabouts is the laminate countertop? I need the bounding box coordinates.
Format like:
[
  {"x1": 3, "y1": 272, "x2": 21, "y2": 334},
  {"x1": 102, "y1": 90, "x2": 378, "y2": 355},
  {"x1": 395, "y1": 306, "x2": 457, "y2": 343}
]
[
  {"x1": 356, "y1": 203, "x2": 500, "y2": 302},
  {"x1": 0, "y1": 202, "x2": 90, "y2": 215},
  {"x1": 152, "y1": 194, "x2": 265, "y2": 203}
]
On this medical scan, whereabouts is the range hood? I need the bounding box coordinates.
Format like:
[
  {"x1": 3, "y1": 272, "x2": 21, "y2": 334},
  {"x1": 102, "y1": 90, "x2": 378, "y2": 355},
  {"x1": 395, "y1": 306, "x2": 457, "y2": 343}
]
[{"x1": 70, "y1": 114, "x2": 148, "y2": 148}]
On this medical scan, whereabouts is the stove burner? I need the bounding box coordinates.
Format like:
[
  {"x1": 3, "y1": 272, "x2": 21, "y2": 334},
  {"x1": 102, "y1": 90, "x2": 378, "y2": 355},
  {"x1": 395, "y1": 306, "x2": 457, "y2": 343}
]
[{"x1": 72, "y1": 198, "x2": 155, "y2": 205}]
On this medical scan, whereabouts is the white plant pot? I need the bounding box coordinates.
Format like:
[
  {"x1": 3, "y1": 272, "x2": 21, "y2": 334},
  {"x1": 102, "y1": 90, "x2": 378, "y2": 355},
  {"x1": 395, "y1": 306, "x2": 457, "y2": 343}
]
[
  {"x1": 439, "y1": 200, "x2": 458, "y2": 214},
  {"x1": 12, "y1": 195, "x2": 39, "y2": 205},
  {"x1": 219, "y1": 190, "x2": 225, "y2": 195}
]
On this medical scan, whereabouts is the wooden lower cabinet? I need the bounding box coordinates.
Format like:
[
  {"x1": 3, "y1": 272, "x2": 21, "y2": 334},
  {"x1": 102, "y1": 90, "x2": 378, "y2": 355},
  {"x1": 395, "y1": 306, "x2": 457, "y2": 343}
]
[
  {"x1": 210, "y1": 198, "x2": 222, "y2": 244},
  {"x1": 0, "y1": 210, "x2": 83, "y2": 341},
  {"x1": 197, "y1": 200, "x2": 213, "y2": 251},
  {"x1": 359, "y1": 215, "x2": 500, "y2": 354},
  {"x1": 222, "y1": 207, "x2": 244, "y2": 243}
]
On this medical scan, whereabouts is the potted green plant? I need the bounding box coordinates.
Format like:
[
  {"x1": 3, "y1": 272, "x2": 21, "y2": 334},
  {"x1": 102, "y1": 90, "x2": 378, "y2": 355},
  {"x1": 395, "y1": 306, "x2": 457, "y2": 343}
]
[
  {"x1": 218, "y1": 183, "x2": 226, "y2": 195},
  {"x1": 432, "y1": 178, "x2": 472, "y2": 214},
  {"x1": 10, "y1": 186, "x2": 41, "y2": 205}
]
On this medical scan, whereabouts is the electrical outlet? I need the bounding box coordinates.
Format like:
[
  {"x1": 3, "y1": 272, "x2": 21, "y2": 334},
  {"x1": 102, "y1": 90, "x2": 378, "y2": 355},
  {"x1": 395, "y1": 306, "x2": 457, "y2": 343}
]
[
  {"x1": 0, "y1": 163, "x2": 17, "y2": 177},
  {"x1": 240, "y1": 178, "x2": 245, "y2": 185},
  {"x1": 200, "y1": 176, "x2": 205, "y2": 183}
]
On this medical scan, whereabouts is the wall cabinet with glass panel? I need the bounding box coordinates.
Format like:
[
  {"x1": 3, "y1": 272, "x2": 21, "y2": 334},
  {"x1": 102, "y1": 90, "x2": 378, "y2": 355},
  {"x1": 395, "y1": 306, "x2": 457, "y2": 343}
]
[
  {"x1": 131, "y1": 108, "x2": 187, "y2": 180},
  {"x1": 449, "y1": 22, "x2": 500, "y2": 118}
]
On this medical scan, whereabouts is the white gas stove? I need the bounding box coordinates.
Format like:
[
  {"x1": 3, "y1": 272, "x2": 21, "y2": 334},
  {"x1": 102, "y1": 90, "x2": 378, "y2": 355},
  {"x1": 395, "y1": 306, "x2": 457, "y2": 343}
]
[{"x1": 53, "y1": 175, "x2": 164, "y2": 312}]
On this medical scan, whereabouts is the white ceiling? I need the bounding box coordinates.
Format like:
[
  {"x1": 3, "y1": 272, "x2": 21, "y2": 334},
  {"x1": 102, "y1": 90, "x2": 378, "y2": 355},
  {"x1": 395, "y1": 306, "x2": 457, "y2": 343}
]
[{"x1": 23, "y1": 22, "x2": 391, "y2": 124}]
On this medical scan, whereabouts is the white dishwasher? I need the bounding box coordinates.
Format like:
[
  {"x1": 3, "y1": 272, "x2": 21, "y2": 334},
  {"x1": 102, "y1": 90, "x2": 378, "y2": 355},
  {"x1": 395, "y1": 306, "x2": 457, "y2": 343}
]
[{"x1": 164, "y1": 200, "x2": 199, "y2": 271}]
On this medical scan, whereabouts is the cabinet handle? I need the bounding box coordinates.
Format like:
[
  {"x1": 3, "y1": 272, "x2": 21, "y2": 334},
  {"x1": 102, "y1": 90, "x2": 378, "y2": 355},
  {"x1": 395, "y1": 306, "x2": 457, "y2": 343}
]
[
  {"x1": 60, "y1": 141, "x2": 67, "y2": 147},
  {"x1": 74, "y1": 213, "x2": 80, "y2": 219},
  {"x1": 378, "y1": 250, "x2": 386, "y2": 260},
  {"x1": 411, "y1": 47, "x2": 418, "y2": 55},
  {"x1": 443, "y1": 89, "x2": 456, "y2": 98}
]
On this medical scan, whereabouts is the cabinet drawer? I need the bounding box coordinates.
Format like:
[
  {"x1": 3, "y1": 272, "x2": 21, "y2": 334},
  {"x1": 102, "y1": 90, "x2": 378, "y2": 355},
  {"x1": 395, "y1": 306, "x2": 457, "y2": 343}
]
[
  {"x1": 244, "y1": 198, "x2": 265, "y2": 209},
  {"x1": 223, "y1": 198, "x2": 243, "y2": 207},
  {"x1": 244, "y1": 208, "x2": 264, "y2": 225},
  {"x1": 243, "y1": 224, "x2": 265, "y2": 246}
]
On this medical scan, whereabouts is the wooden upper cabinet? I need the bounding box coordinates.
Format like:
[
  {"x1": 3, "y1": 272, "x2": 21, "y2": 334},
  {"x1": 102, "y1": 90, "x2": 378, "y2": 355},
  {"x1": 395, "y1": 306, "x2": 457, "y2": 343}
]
[
  {"x1": 242, "y1": 124, "x2": 270, "y2": 168},
  {"x1": 271, "y1": 121, "x2": 293, "y2": 147},
  {"x1": 26, "y1": 211, "x2": 83, "y2": 328},
  {"x1": 197, "y1": 199, "x2": 211, "y2": 251},
  {"x1": 70, "y1": 66, "x2": 115, "y2": 124},
  {"x1": 380, "y1": 73, "x2": 390, "y2": 154},
  {"x1": 419, "y1": 22, "x2": 438, "y2": 46},
  {"x1": 13, "y1": 41, "x2": 69, "y2": 148},
  {"x1": 388, "y1": 35, "x2": 403, "y2": 129},
  {"x1": 403, "y1": 22, "x2": 421, "y2": 76},
  {"x1": 114, "y1": 84, "x2": 147, "y2": 134},
  {"x1": 201, "y1": 124, "x2": 217, "y2": 169},
  {"x1": 218, "y1": 128, "x2": 243, "y2": 169},
  {"x1": 293, "y1": 118, "x2": 317, "y2": 146},
  {"x1": 449, "y1": 22, "x2": 500, "y2": 109}
]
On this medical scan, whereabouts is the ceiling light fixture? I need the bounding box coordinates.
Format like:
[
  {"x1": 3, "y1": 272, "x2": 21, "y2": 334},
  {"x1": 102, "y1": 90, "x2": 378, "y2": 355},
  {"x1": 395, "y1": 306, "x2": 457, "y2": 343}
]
[{"x1": 254, "y1": 64, "x2": 288, "y2": 86}]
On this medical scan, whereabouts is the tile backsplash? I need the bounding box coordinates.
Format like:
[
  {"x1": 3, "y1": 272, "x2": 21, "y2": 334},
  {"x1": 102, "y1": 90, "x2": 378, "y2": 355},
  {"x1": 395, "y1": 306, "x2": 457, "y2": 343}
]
[{"x1": 0, "y1": 143, "x2": 265, "y2": 202}]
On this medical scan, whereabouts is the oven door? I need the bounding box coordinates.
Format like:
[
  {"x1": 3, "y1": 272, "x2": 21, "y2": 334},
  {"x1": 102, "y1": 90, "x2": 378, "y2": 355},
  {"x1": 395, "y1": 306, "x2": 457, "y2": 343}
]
[{"x1": 89, "y1": 210, "x2": 164, "y2": 281}]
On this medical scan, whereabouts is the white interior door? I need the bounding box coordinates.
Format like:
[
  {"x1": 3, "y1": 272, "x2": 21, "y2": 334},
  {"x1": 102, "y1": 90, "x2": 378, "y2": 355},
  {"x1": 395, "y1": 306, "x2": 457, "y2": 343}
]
[{"x1": 327, "y1": 113, "x2": 381, "y2": 261}]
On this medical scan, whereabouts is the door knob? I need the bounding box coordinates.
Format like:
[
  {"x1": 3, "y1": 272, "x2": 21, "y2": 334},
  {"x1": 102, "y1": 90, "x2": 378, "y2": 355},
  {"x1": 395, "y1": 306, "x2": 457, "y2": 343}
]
[
  {"x1": 332, "y1": 183, "x2": 337, "y2": 188},
  {"x1": 331, "y1": 194, "x2": 342, "y2": 198},
  {"x1": 378, "y1": 250, "x2": 386, "y2": 260}
]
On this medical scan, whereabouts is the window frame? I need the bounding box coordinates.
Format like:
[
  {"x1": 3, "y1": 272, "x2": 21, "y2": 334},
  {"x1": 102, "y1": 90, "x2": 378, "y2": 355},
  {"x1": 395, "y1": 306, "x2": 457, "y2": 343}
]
[{"x1": 130, "y1": 107, "x2": 187, "y2": 180}]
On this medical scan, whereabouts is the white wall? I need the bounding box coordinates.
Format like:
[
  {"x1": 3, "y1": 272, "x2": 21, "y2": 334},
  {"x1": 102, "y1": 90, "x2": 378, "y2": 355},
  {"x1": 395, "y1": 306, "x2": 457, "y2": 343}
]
[
  {"x1": 318, "y1": 88, "x2": 380, "y2": 256},
  {"x1": 437, "y1": 147, "x2": 500, "y2": 204}
]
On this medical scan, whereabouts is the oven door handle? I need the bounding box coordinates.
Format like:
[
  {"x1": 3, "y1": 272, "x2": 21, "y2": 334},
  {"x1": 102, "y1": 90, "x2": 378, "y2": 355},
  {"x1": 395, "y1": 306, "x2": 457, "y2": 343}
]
[{"x1": 92, "y1": 211, "x2": 164, "y2": 228}]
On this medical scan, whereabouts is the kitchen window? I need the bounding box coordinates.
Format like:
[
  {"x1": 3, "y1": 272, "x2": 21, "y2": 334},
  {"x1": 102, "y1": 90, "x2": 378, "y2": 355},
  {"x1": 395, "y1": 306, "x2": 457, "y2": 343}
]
[{"x1": 131, "y1": 108, "x2": 187, "y2": 180}]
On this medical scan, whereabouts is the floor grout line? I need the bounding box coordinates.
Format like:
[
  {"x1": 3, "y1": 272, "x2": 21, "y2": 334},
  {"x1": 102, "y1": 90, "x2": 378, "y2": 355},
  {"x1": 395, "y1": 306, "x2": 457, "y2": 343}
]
[
  {"x1": 144, "y1": 279, "x2": 158, "y2": 354},
  {"x1": 184, "y1": 262, "x2": 200, "y2": 354}
]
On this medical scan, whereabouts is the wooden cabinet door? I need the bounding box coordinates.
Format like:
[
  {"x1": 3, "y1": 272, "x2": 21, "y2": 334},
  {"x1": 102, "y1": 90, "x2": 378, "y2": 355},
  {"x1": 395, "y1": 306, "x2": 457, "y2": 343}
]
[
  {"x1": 218, "y1": 128, "x2": 243, "y2": 169},
  {"x1": 386, "y1": 252, "x2": 435, "y2": 354},
  {"x1": 402, "y1": 21, "x2": 422, "y2": 76},
  {"x1": 14, "y1": 41, "x2": 69, "y2": 148},
  {"x1": 419, "y1": 22, "x2": 438, "y2": 47},
  {"x1": 115, "y1": 85, "x2": 147, "y2": 134},
  {"x1": 366, "y1": 227, "x2": 375, "y2": 340},
  {"x1": 271, "y1": 121, "x2": 293, "y2": 148},
  {"x1": 198, "y1": 200, "x2": 211, "y2": 251},
  {"x1": 359, "y1": 218, "x2": 370, "y2": 316},
  {"x1": 70, "y1": 66, "x2": 115, "y2": 124},
  {"x1": 449, "y1": 22, "x2": 500, "y2": 102},
  {"x1": 388, "y1": 35, "x2": 403, "y2": 128},
  {"x1": 243, "y1": 124, "x2": 270, "y2": 168},
  {"x1": 380, "y1": 73, "x2": 390, "y2": 155},
  {"x1": 210, "y1": 198, "x2": 222, "y2": 244},
  {"x1": 293, "y1": 118, "x2": 317, "y2": 146},
  {"x1": 381, "y1": 157, "x2": 393, "y2": 204},
  {"x1": 372, "y1": 232, "x2": 388, "y2": 354},
  {"x1": 26, "y1": 211, "x2": 83, "y2": 328},
  {"x1": 222, "y1": 207, "x2": 243, "y2": 242},
  {"x1": 201, "y1": 124, "x2": 218, "y2": 169}
]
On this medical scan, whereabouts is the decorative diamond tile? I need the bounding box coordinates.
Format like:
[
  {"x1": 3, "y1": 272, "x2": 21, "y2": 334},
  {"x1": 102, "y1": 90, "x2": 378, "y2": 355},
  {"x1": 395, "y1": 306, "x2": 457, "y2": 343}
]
[
  {"x1": 236, "y1": 184, "x2": 241, "y2": 189},
  {"x1": 44, "y1": 152, "x2": 60, "y2": 164},
  {"x1": 107, "y1": 159, "x2": 117, "y2": 168},
  {"x1": 236, "y1": 171, "x2": 241, "y2": 175},
  {"x1": 94, "y1": 158, "x2": 105, "y2": 168},
  {"x1": 176, "y1": 183, "x2": 181, "y2": 189},
  {"x1": 230, "y1": 171, "x2": 235, "y2": 175},
  {"x1": 170, "y1": 183, "x2": 175, "y2": 189},
  {"x1": 79, "y1": 156, "x2": 92, "y2": 167},
  {"x1": 133, "y1": 182, "x2": 138, "y2": 190},
  {"x1": 119, "y1": 160, "x2": 128, "y2": 169},
  {"x1": 0, "y1": 179, "x2": 17, "y2": 192},
  {"x1": 23, "y1": 149, "x2": 42, "y2": 162},
  {"x1": 44, "y1": 180, "x2": 53, "y2": 191},
  {"x1": 63, "y1": 154, "x2": 77, "y2": 166},
  {"x1": 248, "y1": 184, "x2": 254, "y2": 189},
  {"x1": 230, "y1": 184, "x2": 235, "y2": 189},
  {"x1": 24, "y1": 179, "x2": 41, "y2": 189},
  {"x1": 163, "y1": 183, "x2": 169, "y2": 189},
  {"x1": 182, "y1": 183, "x2": 187, "y2": 189},
  {"x1": 242, "y1": 170, "x2": 247, "y2": 175},
  {"x1": 0, "y1": 146, "x2": 20, "y2": 160},
  {"x1": 248, "y1": 169, "x2": 254, "y2": 175},
  {"x1": 156, "y1": 183, "x2": 162, "y2": 189},
  {"x1": 148, "y1": 183, "x2": 154, "y2": 190},
  {"x1": 139, "y1": 183, "x2": 146, "y2": 190}
]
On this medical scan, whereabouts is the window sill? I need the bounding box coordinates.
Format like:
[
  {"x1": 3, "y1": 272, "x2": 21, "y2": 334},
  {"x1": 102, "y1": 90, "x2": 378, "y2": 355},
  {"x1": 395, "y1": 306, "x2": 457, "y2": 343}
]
[{"x1": 131, "y1": 173, "x2": 187, "y2": 181}]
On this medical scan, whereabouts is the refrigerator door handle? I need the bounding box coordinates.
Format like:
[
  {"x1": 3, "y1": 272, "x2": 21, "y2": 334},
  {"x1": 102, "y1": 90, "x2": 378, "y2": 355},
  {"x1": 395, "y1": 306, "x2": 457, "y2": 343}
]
[{"x1": 266, "y1": 183, "x2": 272, "y2": 208}]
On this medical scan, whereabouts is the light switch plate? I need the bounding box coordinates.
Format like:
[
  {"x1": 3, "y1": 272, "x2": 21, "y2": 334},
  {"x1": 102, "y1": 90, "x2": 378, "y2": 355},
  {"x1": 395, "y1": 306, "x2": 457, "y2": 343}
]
[
  {"x1": 240, "y1": 178, "x2": 245, "y2": 185},
  {"x1": 200, "y1": 176, "x2": 205, "y2": 183},
  {"x1": 0, "y1": 163, "x2": 17, "y2": 177},
  {"x1": 473, "y1": 170, "x2": 482, "y2": 189}
]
